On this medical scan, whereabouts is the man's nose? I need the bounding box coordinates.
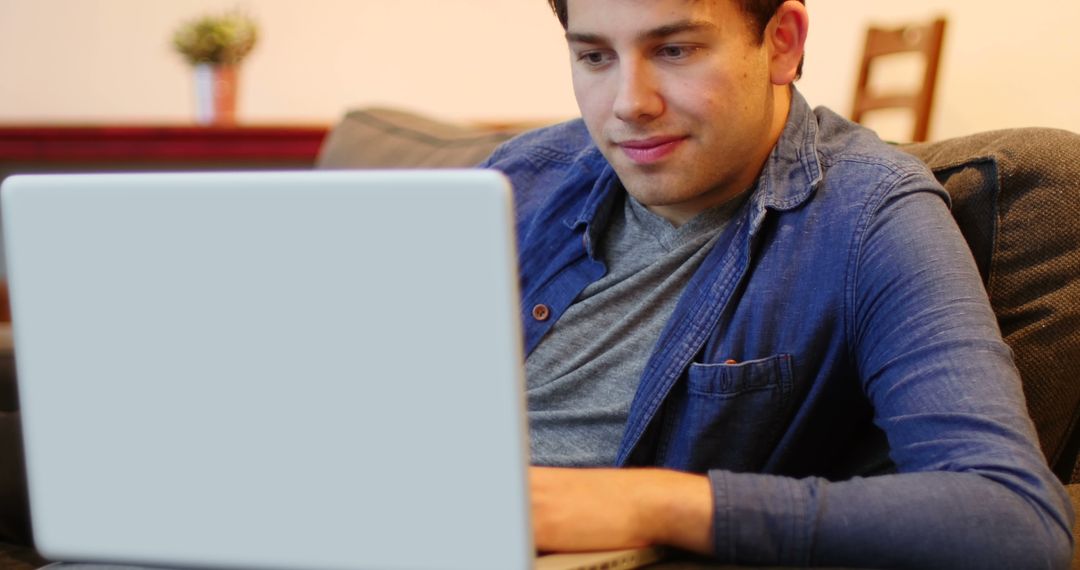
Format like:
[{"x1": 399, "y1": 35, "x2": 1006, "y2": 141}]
[{"x1": 612, "y1": 61, "x2": 663, "y2": 123}]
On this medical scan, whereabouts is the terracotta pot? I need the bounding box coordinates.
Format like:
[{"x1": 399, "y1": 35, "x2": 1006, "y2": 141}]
[{"x1": 193, "y1": 63, "x2": 238, "y2": 126}]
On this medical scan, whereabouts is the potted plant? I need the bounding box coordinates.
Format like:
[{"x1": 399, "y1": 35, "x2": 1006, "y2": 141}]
[{"x1": 172, "y1": 10, "x2": 259, "y2": 125}]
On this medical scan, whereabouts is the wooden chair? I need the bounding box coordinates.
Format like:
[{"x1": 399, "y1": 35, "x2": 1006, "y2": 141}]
[{"x1": 851, "y1": 17, "x2": 947, "y2": 143}]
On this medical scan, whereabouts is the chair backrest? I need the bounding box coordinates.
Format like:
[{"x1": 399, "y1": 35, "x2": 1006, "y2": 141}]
[
  {"x1": 902, "y1": 128, "x2": 1080, "y2": 483},
  {"x1": 852, "y1": 17, "x2": 947, "y2": 143}
]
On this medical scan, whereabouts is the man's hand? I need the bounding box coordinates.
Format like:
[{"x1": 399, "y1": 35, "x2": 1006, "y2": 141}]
[{"x1": 529, "y1": 466, "x2": 714, "y2": 554}]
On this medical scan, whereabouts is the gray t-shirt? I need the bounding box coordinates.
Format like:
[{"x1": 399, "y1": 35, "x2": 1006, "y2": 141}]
[{"x1": 526, "y1": 191, "x2": 743, "y2": 466}]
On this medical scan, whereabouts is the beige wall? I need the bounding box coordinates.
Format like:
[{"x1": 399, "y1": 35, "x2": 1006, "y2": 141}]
[
  {"x1": 0, "y1": 0, "x2": 578, "y2": 124},
  {"x1": 797, "y1": 1, "x2": 1080, "y2": 141},
  {"x1": 2, "y1": 0, "x2": 1078, "y2": 140}
]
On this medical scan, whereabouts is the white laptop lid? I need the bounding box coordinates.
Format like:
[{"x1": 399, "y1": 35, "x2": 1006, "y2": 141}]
[{"x1": 2, "y1": 170, "x2": 533, "y2": 570}]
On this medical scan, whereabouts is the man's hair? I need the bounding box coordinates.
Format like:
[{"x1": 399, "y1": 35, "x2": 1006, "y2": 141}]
[{"x1": 547, "y1": 0, "x2": 806, "y2": 77}]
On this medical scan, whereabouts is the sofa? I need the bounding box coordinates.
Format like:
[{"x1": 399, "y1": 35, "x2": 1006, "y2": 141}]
[
  {"x1": 1, "y1": 107, "x2": 1078, "y2": 569},
  {"x1": 322, "y1": 110, "x2": 1080, "y2": 569}
]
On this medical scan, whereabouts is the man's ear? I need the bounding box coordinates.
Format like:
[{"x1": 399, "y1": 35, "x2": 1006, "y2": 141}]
[{"x1": 768, "y1": 1, "x2": 809, "y2": 85}]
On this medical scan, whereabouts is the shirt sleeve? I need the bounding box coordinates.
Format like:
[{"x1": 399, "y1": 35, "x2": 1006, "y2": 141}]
[{"x1": 707, "y1": 174, "x2": 1074, "y2": 569}]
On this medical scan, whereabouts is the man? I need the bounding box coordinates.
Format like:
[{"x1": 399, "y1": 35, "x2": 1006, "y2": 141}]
[{"x1": 480, "y1": 0, "x2": 1073, "y2": 567}]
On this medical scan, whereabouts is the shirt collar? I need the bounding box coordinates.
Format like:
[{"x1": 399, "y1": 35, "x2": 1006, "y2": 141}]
[
  {"x1": 753, "y1": 88, "x2": 824, "y2": 213},
  {"x1": 566, "y1": 153, "x2": 622, "y2": 258}
]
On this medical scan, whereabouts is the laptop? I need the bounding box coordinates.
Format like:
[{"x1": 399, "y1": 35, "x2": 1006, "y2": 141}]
[{"x1": 1, "y1": 171, "x2": 663, "y2": 570}]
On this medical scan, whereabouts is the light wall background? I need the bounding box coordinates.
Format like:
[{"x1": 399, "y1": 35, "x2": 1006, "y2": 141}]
[{"x1": 2, "y1": 0, "x2": 1078, "y2": 141}]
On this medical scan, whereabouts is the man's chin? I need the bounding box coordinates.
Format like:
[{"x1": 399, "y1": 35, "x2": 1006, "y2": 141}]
[
  {"x1": 612, "y1": 167, "x2": 681, "y2": 198},
  {"x1": 619, "y1": 181, "x2": 689, "y2": 210}
]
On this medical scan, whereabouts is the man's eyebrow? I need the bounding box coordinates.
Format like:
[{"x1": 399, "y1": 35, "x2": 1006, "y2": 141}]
[
  {"x1": 566, "y1": 20, "x2": 717, "y2": 45},
  {"x1": 565, "y1": 31, "x2": 605, "y2": 45},
  {"x1": 642, "y1": 20, "x2": 717, "y2": 41}
]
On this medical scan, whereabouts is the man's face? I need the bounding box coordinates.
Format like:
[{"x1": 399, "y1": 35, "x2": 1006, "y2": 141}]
[{"x1": 566, "y1": 0, "x2": 789, "y2": 225}]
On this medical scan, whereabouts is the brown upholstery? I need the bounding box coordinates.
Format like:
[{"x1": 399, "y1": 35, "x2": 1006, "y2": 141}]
[
  {"x1": 315, "y1": 107, "x2": 525, "y2": 170},
  {"x1": 0, "y1": 343, "x2": 39, "y2": 567},
  {"x1": 902, "y1": 128, "x2": 1080, "y2": 482}
]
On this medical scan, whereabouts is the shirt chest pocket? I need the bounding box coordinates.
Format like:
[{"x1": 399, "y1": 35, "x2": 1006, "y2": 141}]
[
  {"x1": 658, "y1": 354, "x2": 797, "y2": 472},
  {"x1": 687, "y1": 354, "x2": 794, "y2": 396}
]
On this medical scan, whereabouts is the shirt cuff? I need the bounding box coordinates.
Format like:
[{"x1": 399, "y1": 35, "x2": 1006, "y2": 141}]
[{"x1": 708, "y1": 469, "x2": 818, "y2": 566}]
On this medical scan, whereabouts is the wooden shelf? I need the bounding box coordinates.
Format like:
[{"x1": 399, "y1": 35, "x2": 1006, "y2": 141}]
[{"x1": 0, "y1": 124, "x2": 330, "y2": 168}]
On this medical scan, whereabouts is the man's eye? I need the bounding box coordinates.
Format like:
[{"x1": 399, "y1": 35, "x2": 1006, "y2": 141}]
[
  {"x1": 658, "y1": 45, "x2": 695, "y2": 59},
  {"x1": 577, "y1": 51, "x2": 612, "y2": 66}
]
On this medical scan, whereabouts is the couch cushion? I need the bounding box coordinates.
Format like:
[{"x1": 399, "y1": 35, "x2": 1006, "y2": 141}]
[
  {"x1": 316, "y1": 108, "x2": 527, "y2": 170},
  {"x1": 316, "y1": 108, "x2": 1080, "y2": 482},
  {"x1": 902, "y1": 128, "x2": 1080, "y2": 482}
]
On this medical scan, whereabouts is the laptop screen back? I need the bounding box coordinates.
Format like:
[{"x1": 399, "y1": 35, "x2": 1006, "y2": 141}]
[{"x1": 2, "y1": 170, "x2": 532, "y2": 570}]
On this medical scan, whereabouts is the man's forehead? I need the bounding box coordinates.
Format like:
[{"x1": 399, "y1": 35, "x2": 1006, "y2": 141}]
[
  {"x1": 565, "y1": 0, "x2": 737, "y2": 29},
  {"x1": 565, "y1": 0, "x2": 742, "y2": 39},
  {"x1": 565, "y1": 0, "x2": 724, "y2": 15},
  {"x1": 566, "y1": 0, "x2": 714, "y2": 7}
]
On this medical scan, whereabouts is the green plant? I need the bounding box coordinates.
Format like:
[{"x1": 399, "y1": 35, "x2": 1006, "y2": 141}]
[{"x1": 172, "y1": 10, "x2": 258, "y2": 66}]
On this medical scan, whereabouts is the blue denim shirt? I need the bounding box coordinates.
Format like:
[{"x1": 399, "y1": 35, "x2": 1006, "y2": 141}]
[{"x1": 480, "y1": 91, "x2": 1072, "y2": 569}]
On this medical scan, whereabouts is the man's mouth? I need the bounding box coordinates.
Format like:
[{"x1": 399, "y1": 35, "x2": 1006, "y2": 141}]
[{"x1": 615, "y1": 136, "x2": 687, "y2": 165}]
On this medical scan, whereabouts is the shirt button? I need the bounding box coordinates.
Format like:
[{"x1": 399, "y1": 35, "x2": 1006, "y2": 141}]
[{"x1": 532, "y1": 304, "x2": 551, "y2": 321}]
